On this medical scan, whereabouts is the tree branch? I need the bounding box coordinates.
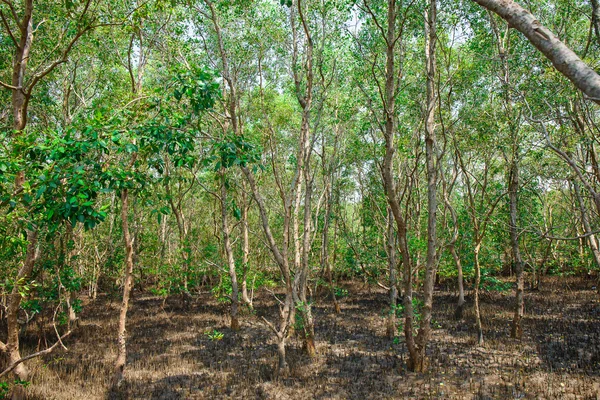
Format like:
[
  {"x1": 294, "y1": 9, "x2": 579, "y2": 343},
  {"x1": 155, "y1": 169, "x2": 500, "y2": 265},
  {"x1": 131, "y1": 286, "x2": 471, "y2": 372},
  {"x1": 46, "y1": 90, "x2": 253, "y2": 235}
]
[
  {"x1": 472, "y1": 0, "x2": 600, "y2": 104},
  {"x1": 0, "y1": 10, "x2": 18, "y2": 47},
  {"x1": 0, "y1": 80, "x2": 21, "y2": 90},
  {"x1": 0, "y1": 330, "x2": 72, "y2": 379}
]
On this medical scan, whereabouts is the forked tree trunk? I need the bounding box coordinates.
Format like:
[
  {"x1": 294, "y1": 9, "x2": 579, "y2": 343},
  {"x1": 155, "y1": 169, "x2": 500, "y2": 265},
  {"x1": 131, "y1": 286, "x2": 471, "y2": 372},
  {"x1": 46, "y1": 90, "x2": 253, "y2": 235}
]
[
  {"x1": 376, "y1": 0, "x2": 419, "y2": 369},
  {"x1": 242, "y1": 166, "x2": 295, "y2": 376},
  {"x1": 411, "y1": 0, "x2": 439, "y2": 372},
  {"x1": 113, "y1": 189, "x2": 135, "y2": 385},
  {"x1": 290, "y1": 0, "x2": 317, "y2": 358}
]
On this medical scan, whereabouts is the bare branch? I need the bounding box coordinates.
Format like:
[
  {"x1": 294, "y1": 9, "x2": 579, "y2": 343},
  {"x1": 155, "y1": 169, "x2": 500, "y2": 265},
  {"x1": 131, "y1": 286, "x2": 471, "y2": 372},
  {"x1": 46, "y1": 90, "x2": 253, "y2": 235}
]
[
  {"x1": 0, "y1": 330, "x2": 72, "y2": 379},
  {"x1": 0, "y1": 80, "x2": 21, "y2": 90},
  {"x1": 0, "y1": 10, "x2": 18, "y2": 47}
]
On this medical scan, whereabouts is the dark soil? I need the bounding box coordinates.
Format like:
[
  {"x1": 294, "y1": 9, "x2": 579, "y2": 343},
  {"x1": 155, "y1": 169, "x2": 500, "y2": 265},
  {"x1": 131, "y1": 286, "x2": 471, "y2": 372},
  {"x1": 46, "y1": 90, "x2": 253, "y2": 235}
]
[{"x1": 17, "y1": 276, "x2": 600, "y2": 399}]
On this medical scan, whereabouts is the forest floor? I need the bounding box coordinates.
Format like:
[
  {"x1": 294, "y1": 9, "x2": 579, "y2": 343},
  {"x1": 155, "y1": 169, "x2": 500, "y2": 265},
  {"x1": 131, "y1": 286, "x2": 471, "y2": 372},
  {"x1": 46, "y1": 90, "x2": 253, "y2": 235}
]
[{"x1": 16, "y1": 276, "x2": 600, "y2": 399}]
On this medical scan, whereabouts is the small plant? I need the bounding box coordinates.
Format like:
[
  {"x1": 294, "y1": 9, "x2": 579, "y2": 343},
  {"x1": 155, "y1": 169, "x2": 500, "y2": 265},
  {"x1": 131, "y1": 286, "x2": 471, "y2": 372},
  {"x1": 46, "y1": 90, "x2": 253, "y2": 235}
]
[
  {"x1": 481, "y1": 274, "x2": 512, "y2": 292},
  {"x1": 334, "y1": 286, "x2": 349, "y2": 298},
  {"x1": 0, "y1": 380, "x2": 30, "y2": 400},
  {"x1": 391, "y1": 298, "x2": 425, "y2": 335},
  {"x1": 205, "y1": 329, "x2": 224, "y2": 341},
  {"x1": 0, "y1": 382, "x2": 9, "y2": 399},
  {"x1": 13, "y1": 380, "x2": 29, "y2": 389}
]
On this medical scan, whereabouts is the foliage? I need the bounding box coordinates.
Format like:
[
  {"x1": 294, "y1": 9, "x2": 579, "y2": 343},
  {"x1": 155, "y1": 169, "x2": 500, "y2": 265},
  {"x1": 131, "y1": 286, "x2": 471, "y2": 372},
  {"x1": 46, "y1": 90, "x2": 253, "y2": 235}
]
[{"x1": 205, "y1": 329, "x2": 224, "y2": 341}]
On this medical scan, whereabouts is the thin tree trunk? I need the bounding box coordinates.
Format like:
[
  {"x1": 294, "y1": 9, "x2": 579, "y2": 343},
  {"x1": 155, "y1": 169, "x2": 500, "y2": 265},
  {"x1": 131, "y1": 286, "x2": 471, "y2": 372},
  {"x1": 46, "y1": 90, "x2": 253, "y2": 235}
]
[
  {"x1": 451, "y1": 246, "x2": 465, "y2": 318},
  {"x1": 242, "y1": 166, "x2": 294, "y2": 376},
  {"x1": 574, "y1": 181, "x2": 600, "y2": 273},
  {"x1": 385, "y1": 208, "x2": 398, "y2": 338},
  {"x1": 412, "y1": 0, "x2": 439, "y2": 372},
  {"x1": 0, "y1": 2, "x2": 35, "y2": 384},
  {"x1": 3, "y1": 231, "x2": 38, "y2": 383},
  {"x1": 509, "y1": 160, "x2": 525, "y2": 339},
  {"x1": 322, "y1": 179, "x2": 340, "y2": 313},
  {"x1": 113, "y1": 189, "x2": 135, "y2": 385},
  {"x1": 474, "y1": 245, "x2": 484, "y2": 345},
  {"x1": 592, "y1": 0, "x2": 600, "y2": 45},
  {"x1": 221, "y1": 170, "x2": 240, "y2": 330},
  {"x1": 376, "y1": 0, "x2": 419, "y2": 369},
  {"x1": 241, "y1": 187, "x2": 252, "y2": 308}
]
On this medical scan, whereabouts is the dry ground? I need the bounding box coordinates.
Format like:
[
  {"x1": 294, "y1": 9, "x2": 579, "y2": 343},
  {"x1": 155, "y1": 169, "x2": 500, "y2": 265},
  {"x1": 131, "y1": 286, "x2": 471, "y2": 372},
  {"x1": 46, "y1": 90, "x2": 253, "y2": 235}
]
[{"x1": 8, "y1": 276, "x2": 600, "y2": 399}]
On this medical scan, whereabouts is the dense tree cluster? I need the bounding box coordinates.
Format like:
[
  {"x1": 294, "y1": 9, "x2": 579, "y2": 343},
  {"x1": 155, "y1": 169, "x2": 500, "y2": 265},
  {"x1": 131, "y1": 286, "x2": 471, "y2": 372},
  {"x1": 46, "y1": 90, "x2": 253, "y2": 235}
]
[{"x1": 1, "y1": 0, "x2": 600, "y2": 393}]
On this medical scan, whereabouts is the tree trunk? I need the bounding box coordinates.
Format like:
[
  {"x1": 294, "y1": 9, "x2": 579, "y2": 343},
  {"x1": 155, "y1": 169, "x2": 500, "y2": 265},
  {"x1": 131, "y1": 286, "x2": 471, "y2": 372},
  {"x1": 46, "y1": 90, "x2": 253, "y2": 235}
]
[
  {"x1": 113, "y1": 189, "x2": 135, "y2": 385},
  {"x1": 412, "y1": 0, "x2": 439, "y2": 372},
  {"x1": 241, "y1": 166, "x2": 294, "y2": 375},
  {"x1": 3, "y1": 231, "x2": 39, "y2": 382},
  {"x1": 472, "y1": 0, "x2": 600, "y2": 104},
  {"x1": 574, "y1": 181, "x2": 600, "y2": 275},
  {"x1": 385, "y1": 208, "x2": 398, "y2": 338},
  {"x1": 221, "y1": 170, "x2": 240, "y2": 331},
  {"x1": 509, "y1": 160, "x2": 525, "y2": 339},
  {"x1": 322, "y1": 180, "x2": 340, "y2": 314},
  {"x1": 592, "y1": 0, "x2": 600, "y2": 45},
  {"x1": 241, "y1": 187, "x2": 252, "y2": 308},
  {"x1": 376, "y1": 0, "x2": 419, "y2": 369},
  {"x1": 474, "y1": 245, "x2": 484, "y2": 345},
  {"x1": 452, "y1": 246, "x2": 466, "y2": 318}
]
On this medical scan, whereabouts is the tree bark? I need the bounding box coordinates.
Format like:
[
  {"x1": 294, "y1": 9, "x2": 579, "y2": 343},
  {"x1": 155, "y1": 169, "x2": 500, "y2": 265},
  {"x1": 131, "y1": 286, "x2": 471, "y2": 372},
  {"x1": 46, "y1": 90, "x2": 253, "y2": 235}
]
[
  {"x1": 113, "y1": 189, "x2": 135, "y2": 385},
  {"x1": 574, "y1": 181, "x2": 600, "y2": 276},
  {"x1": 241, "y1": 187, "x2": 252, "y2": 308},
  {"x1": 412, "y1": 0, "x2": 439, "y2": 371},
  {"x1": 220, "y1": 170, "x2": 240, "y2": 330},
  {"x1": 376, "y1": 0, "x2": 419, "y2": 370},
  {"x1": 474, "y1": 245, "x2": 484, "y2": 345},
  {"x1": 2, "y1": 231, "x2": 39, "y2": 382},
  {"x1": 472, "y1": 0, "x2": 600, "y2": 104},
  {"x1": 385, "y1": 208, "x2": 398, "y2": 338},
  {"x1": 509, "y1": 160, "x2": 525, "y2": 339},
  {"x1": 591, "y1": 0, "x2": 600, "y2": 45}
]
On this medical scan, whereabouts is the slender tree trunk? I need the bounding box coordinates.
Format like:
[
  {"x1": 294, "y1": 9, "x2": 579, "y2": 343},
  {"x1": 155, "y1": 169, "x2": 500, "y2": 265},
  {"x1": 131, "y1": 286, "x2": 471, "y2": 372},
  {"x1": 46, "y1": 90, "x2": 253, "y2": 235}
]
[
  {"x1": 241, "y1": 166, "x2": 294, "y2": 376},
  {"x1": 65, "y1": 224, "x2": 79, "y2": 329},
  {"x1": 451, "y1": 246, "x2": 465, "y2": 318},
  {"x1": 376, "y1": 0, "x2": 419, "y2": 369},
  {"x1": 241, "y1": 187, "x2": 252, "y2": 308},
  {"x1": 322, "y1": 180, "x2": 340, "y2": 313},
  {"x1": 474, "y1": 244, "x2": 484, "y2": 345},
  {"x1": 411, "y1": 0, "x2": 439, "y2": 372},
  {"x1": 0, "y1": 2, "x2": 35, "y2": 385},
  {"x1": 386, "y1": 208, "x2": 398, "y2": 338},
  {"x1": 113, "y1": 189, "x2": 135, "y2": 385},
  {"x1": 574, "y1": 181, "x2": 600, "y2": 273},
  {"x1": 509, "y1": 160, "x2": 525, "y2": 339},
  {"x1": 298, "y1": 159, "x2": 316, "y2": 357},
  {"x1": 220, "y1": 170, "x2": 240, "y2": 330},
  {"x1": 3, "y1": 231, "x2": 38, "y2": 383},
  {"x1": 592, "y1": 0, "x2": 600, "y2": 45}
]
